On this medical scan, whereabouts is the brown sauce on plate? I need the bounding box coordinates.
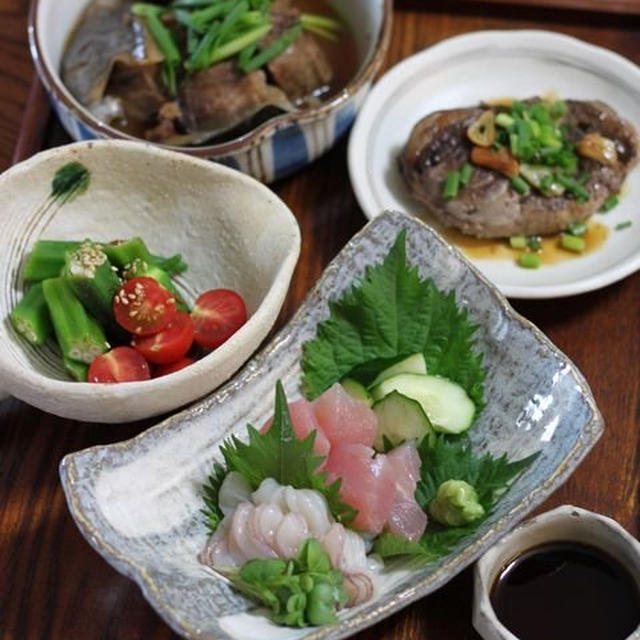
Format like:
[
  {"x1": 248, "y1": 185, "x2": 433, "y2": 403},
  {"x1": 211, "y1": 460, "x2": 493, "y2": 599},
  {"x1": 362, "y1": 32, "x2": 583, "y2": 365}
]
[
  {"x1": 442, "y1": 222, "x2": 609, "y2": 265},
  {"x1": 490, "y1": 541, "x2": 640, "y2": 640}
]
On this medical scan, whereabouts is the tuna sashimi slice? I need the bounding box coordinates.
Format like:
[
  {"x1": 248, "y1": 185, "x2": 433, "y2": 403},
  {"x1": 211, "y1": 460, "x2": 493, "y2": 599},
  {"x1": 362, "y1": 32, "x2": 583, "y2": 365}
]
[
  {"x1": 385, "y1": 441, "x2": 427, "y2": 542},
  {"x1": 311, "y1": 383, "x2": 377, "y2": 448},
  {"x1": 324, "y1": 443, "x2": 396, "y2": 534},
  {"x1": 261, "y1": 398, "x2": 331, "y2": 460}
]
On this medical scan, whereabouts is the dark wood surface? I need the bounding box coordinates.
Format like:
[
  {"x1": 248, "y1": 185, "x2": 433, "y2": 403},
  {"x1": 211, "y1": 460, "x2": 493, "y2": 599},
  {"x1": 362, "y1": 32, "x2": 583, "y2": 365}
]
[{"x1": 1, "y1": 2, "x2": 639, "y2": 639}]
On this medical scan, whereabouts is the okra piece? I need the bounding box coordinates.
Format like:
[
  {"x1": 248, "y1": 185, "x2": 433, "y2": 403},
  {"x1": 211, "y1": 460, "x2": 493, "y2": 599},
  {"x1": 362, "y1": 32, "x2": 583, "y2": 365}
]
[
  {"x1": 103, "y1": 237, "x2": 189, "y2": 275},
  {"x1": 23, "y1": 240, "x2": 82, "y2": 282},
  {"x1": 63, "y1": 356, "x2": 89, "y2": 382},
  {"x1": 124, "y1": 259, "x2": 189, "y2": 311},
  {"x1": 102, "y1": 237, "x2": 153, "y2": 270},
  {"x1": 63, "y1": 242, "x2": 121, "y2": 328},
  {"x1": 42, "y1": 277, "x2": 109, "y2": 364},
  {"x1": 10, "y1": 282, "x2": 53, "y2": 346},
  {"x1": 150, "y1": 252, "x2": 189, "y2": 275}
]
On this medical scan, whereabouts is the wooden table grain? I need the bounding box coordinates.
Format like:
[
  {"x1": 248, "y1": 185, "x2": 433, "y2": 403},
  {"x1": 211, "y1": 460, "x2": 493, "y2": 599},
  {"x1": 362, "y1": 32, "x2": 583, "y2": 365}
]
[{"x1": 1, "y1": 2, "x2": 639, "y2": 639}]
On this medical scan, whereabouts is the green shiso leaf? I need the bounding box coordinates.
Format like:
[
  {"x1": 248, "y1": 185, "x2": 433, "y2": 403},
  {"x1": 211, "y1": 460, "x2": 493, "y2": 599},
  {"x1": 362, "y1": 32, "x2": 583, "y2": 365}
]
[
  {"x1": 204, "y1": 381, "x2": 357, "y2": 531},
  {"x1": 201, "y1": 462, "x2": 227, "y2": 534},
  {"x1": 415, "y1": 436, "x2": 539, "y2": 513},
  {"x1": 375, "y1": 437, "x2": 538, "y2": 559},
  {"x1": 301, "y1": 231, "x2": 486, "y2": 414}
]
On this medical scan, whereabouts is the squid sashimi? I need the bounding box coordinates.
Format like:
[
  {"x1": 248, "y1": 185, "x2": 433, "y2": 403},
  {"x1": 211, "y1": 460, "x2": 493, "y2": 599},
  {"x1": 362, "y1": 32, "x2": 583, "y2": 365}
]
[
  {"x1": 200, "y1": 478, "x2": 376, "y2": 606},
  {"x1": 385, "y1": 442, "x2": 428, "y2": 542},
  {"x1": 262, "y1": 398, "x2": 331, "y2": 459},
  {"x1": 311, "y1": 383, "x2": 377, "y2": 448},
  {"x1": 324, "y1": 443, "x2": 397, "y2": 534}
]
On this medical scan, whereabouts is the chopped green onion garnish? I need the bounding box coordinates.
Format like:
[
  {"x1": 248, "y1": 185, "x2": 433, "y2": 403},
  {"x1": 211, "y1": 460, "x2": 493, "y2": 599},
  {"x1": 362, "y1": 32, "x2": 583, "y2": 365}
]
[
  {"x1": 599, "y1": 195, "x2": 619, "y2": 212},
  {"x1": 526, "y1": 235, "x2": 542, "y2": 251},
  {"x1": 539, "y1": 124, "x2": 562, "y2": 150},
  {"x1": 554, "y1": 174, "x2": 589, "y2": 201},
  {"x1": 529, "y1": 119, "x2": 541, "y2": 139},
  {"x1": 560, "y1": 233, "x2": 586, "y2": 253},
  {"x1": 495, "y1": 113, "x2": 514, "y2": 129},
  {"x1": 172, "y1": 8, "x2": 207, "y2": 33},
  {"x1": 530, "y1": 103, "x2": 551, "y2": 125},
  {"x1": 459, "y1": 163, "x2": 474, "y2": 186},
  {"x1": 565, "y1": 222, "x2": 588, "y2": 236},
  {"x1": 550, "y1": 100, "x2": 568, "y2": 119},
  {"x1": 212, "y1": 0, "x2": 250, "y2": 50},
  {"x1": 519, "y1": 253, "x2": 541, "y2": 269},
  {"x1": 615, "y1": 221, "x2": 632, "y2": 231},
  {"x1": 240, "y1": 24, "x2": 302, "y2": 73},
  {"x1": 132, "y1": 4, "x2": 181, "y2": 94},
  {"x1": 540, "y1": 174, "x2": 553, "y2": 191},
  {"x1": 300, "y1": 13, "x2": 342, "y2": 32},
  {"x1": 511, "y1": 175, "x2": 531, "y2": 196},
  {"x1": 509, "y1": 235, "x2": 527, "y2": 249},
  {"x1": 511, "y1": 101, "x2": 526, "y2": 116},
  {"x1": 443, "y1": 171, "x2": 461, "y2": 199},
  {"x1": 509, "y1": 133, "x2": 519, "y2": 156},
  {"x1": 190, "y1": 0, "x2": 236, "y2": 28}
]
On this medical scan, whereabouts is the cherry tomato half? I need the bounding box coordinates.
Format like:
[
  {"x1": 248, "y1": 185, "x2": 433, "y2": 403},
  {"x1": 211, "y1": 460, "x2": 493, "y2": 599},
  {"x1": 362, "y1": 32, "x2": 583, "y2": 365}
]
[
  {"x1": 132, "y1": 311, "x2": 194, "y2": 365},
  {"x1": 191, "y1": 289, "x2": 247, "y2": 350},
  {"x1": 88, "y1": 347, "x2": 151, "y2": 383},
  {"x1": 113, "y1": 277, "x2": 177, "y2": 336},
  {"x1": 153, "y1": 356, "x2": 196, "y2": 378}
]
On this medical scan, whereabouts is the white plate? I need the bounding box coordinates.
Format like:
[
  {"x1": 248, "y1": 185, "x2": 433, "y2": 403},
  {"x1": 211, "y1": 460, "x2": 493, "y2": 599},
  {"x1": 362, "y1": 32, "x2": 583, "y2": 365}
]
[{"x1": 348, "y1": 30, "x2": 640, "y2": 298}]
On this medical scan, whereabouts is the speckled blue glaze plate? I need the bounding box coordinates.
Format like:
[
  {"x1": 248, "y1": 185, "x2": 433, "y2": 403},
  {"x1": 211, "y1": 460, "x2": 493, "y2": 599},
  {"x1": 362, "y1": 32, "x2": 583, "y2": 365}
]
[{"x1": 60, "y1": 210, "x2": 604, "y2": 640}]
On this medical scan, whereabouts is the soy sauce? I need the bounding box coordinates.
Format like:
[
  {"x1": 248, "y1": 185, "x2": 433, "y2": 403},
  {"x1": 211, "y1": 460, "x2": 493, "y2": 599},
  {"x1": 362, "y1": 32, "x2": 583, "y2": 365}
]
[{"x1": 490, "y1": 541, "x2": 640, "y2": 640}]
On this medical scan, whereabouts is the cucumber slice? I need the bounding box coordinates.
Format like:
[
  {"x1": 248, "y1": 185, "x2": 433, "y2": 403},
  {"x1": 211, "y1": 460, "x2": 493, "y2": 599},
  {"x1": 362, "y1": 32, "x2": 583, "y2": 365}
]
[
  {"x1": 372, "y1": 390, "x2": 433, "y2": 451},
  {"x1": 370, "y1": 353, "x2": 427, "y2": 387},
  {"x1": 371, "y1": 373, "x2": 475, "y2": 434},
  {"x1": 340, "y1": 378, "x2": 373, "y2": 406}
]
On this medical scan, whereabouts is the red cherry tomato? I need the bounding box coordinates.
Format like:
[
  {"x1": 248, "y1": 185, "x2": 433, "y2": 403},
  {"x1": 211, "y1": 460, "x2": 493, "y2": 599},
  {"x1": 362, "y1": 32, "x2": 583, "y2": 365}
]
[
  {"x1": 113, "y1": 277, "x2": 177, "y2": 336},
  {"x1": 191, "y1": 289, "x2": 247, "y2": 350},
  {"x1": 132, "y1": 311, "x2": 194, "y2": 365},
  {"x1": 88, "y1": 347, "x2": 151, "y2": 383},
  {"x1": 153, "y1": 356, "x2": 196, "y2": 378}
]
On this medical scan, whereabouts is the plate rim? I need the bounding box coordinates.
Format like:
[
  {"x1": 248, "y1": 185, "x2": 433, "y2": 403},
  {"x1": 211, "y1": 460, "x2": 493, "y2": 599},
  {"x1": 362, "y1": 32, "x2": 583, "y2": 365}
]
[{"x1": 348, "y1": 29, "x2": 640, "y2": 299}]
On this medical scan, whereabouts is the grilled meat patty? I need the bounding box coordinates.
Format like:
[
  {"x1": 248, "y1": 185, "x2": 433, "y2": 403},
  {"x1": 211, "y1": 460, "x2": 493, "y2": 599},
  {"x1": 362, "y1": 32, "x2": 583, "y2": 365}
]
[{"x1": 399, "y1": 100, "x2": 639, "y2": 238}]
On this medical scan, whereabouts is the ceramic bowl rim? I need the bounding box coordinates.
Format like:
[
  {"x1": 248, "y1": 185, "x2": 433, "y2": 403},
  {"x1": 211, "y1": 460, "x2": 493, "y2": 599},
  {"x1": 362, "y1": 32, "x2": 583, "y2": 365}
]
[
  {"x1": 0, "y1": 139, "x2": 301, "y2": 407},
  {"x1": 28, "y1": 0, "x2": 393, "y2": 156}
]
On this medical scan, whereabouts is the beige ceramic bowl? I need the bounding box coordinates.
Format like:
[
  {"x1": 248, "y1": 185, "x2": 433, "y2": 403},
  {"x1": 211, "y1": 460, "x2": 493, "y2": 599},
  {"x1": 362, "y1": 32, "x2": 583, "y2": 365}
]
[
  {"x1": 0, "y1": 140, "x2": 300, "y2": 422},
  {"x1": 474, "y1": 505, "x2": 640, "y2": 640}
]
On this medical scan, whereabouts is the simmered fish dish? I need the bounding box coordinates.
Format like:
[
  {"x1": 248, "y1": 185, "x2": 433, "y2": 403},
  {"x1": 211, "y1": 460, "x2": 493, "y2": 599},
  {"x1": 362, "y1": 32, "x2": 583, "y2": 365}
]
[{"x1": 62, "y1": 0, "x2": 356, "y2": 146}]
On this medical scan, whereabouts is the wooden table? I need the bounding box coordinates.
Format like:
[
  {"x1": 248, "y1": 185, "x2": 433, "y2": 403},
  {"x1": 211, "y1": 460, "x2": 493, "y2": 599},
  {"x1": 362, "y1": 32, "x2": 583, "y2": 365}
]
[{"x1": 1, "y1": 2, "x2": 639, "y2": 638}]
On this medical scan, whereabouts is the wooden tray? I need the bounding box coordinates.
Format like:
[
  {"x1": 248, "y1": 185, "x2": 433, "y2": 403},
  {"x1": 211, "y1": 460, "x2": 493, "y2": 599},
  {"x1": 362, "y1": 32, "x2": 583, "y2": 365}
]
[{"x1": 460, "y1": 0, "x2": 640, "y2": 14}]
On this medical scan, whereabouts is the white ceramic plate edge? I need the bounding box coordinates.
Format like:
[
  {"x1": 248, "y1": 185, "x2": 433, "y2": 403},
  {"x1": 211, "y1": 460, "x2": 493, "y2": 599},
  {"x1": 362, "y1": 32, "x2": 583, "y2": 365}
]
[{"x1": 348, "y1": 29, "x2": 640, "y2": 299}]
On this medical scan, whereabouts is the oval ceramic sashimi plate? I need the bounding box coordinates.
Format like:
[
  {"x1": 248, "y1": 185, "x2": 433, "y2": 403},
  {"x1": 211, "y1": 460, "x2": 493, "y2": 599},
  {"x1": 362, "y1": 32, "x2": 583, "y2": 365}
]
[
  {"x1": 348, "y1": 30, "x2": 640, "y2": 299},
  {"x1": 60, "y1": 211, "x2": 603, "y2": 640}
]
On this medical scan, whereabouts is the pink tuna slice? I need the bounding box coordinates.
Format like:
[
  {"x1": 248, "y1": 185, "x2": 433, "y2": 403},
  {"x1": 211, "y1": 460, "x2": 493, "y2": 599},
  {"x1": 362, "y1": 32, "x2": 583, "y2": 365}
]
[
  {"x1": 311, "y1": 383, "x2": 377, "y2": 448},
  {"x1": 385, "y1": 442, "x2": 427, "y2": 542},
  {"x1": 261, "y1": 398, "x2": 331, "y2": 461},
  {"x1": 324, "y1": 443, "x2": 396, "y2": 534}
]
